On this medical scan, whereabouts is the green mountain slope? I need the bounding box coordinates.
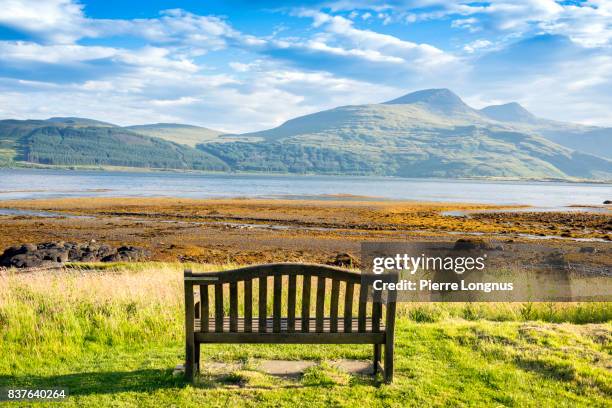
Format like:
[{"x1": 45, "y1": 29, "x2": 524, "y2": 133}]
[
  {"x1": 46, "y1": 117, "x2": 118, "y2": 127},
  {"x1": 200, "y1": 89, "x2": 611, "y2": 180},
  {"x1": 1, "y1": 89, "x2": 610, "y2": 180},
  {"x1": 479, "y1": 103, "x2": 612, "y2": 159},
  {"x1": 125, "y1": 123, "x2": 223, "y2": 147},
  {"x1": 0, "y1": 119, "x2": 229, "y2": 171}
]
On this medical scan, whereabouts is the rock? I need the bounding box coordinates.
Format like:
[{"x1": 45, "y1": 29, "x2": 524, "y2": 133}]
[
  {"x1": 579, "y1": 246, "x2": 597, "y2": 254},
  {"x1": 116, "y1": 246, "x2": 150, "y2": 261},
  {"x1": 97, "y1": 245, "x2": 115, "y2": 259},
  {"x1": 0, "y1": 241, "x2": 150, "y2": 268},
  {"x1": 7, "y1": 254, "x2": 44, "y2": 268},
  {"x1": 330, "y1": 253, "x2": 357, "y2": 267},
  {"x1": 604, "y1": 200, "x2": 611, "y2": 205},
  {"x1": 544, "y1": 251, "x2": 568, "y2": 267},
  {"x1": 453, "y1": 238, "x2": 489, "y2": 250}
]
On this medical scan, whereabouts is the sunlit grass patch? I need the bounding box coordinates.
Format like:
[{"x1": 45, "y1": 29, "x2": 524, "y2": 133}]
[{"x1": 0, "y1": 263, "x2": 610, "y2": 407}]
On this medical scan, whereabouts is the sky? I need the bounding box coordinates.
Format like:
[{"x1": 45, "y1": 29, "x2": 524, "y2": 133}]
[{"x1": 0, "y1": 0, "x2": 611, "y2": 133}]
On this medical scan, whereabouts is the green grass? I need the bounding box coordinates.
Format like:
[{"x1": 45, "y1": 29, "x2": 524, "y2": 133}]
[{"x1": 0, "y1": 263, "x2": 610, "y2": 407}]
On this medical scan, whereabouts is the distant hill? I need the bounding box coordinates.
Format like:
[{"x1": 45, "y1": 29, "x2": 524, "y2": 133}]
[
  {"x1": 45, "y1": 117, "x2": 118, "y2": 127},
  {"x1": 479, "y1": 103, "x2": 612, "y2": 158},
  {"x1": 199, "y1": 89, "x2": 611, "y2": 180},
  {"x1": 0, "y1": 119, "x2": 228, "y2": 171},
  {"x1": 479, "y1": 103, "x2": 538, "y2": 124},
  {"x1": 1, "y1": 90, "x2": 611, "y2": 180},
  {"x1": 126, "y1": 123, "x2": 223, "y2": 147},
  {"x1": 384, "y1": 88, "x2": 480, "y2": 119}
]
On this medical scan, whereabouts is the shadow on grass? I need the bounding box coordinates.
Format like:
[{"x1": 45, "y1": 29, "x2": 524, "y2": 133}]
[
  {"x1": 195, "y1": 371, "x2": 381, "y2": 390},
  {"x1": 0, "y1": 368, "x2": 186, "y2": 396},
  {"x1": 513, "y1": 357, "x2": 576, "y2": 382}
]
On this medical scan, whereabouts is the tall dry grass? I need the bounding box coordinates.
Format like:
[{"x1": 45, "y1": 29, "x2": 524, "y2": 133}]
[{"x1": 0, "y1": 261, "x2": 609, "y2": 364}]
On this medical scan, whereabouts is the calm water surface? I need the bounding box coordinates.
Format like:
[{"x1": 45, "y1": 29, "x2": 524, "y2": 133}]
[{"x1": 0, "y1": 168, "x2": 610, "y2": 207}]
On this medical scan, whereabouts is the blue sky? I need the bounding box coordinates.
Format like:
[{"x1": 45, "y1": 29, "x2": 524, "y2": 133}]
[{"x1": 0, "y1": 0, "x2": 611, "y2": 132}]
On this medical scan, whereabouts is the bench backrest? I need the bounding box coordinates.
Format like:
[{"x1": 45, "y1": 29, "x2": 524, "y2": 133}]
[{"x1": 184, "y1": 263, "x2": 396, "y2": 334}]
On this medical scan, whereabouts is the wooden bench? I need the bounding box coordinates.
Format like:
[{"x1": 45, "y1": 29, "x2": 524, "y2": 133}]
[{"x1": 184, "y1": 263, "x2": 397, "y2": 383}]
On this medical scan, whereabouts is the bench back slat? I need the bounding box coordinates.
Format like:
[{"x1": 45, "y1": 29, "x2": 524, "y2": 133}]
[
  {"x1": 215, "y1": 283, "x2": 224, "y2": 333},
  {"x1": 273, "y1": 275, "x2": 282, "y2": 333},
  {"x1": 315, "y1": 277, "x2": 326, "y2": 333},
  {"x1": 244, "y1": 279, "x2": 253, "y2": 333},
  {"x1": 259, "y1": 277, "x2": 268, "y2": 333},
  {"x1": 287, "y1": 274, "x2": 297, "y2": 332},
  {"x1": 229, "y1": 282, "x2": 238, "y2": 332},
  {"x1": 343, "y1": 282, "x2": 354, "y2": 333},
  {"x1": 358, "y1": 283, "x2": 368, "y2": 332},
  {"x1": 372, "y1": 287, "x2": 382, "y2": 333},
  {"x1": 200, "y1": 284, "x2": 209, "y2": 333},
  {"x1": 301, "y1": 275, "x2": 311, "y2": 332},
  {"x1": 329, "y1": 279, "x2": 340, "y2": 333}
]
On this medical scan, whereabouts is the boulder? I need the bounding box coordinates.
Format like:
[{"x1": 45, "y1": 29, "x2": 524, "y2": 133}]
[
  {"x1": 329, "y1": 252, "x2": 357, "y2": 267},
  {"x1": 453, "y1": 238, "x2": 490, "y2": 251},
  {"x1": 0, "y1": 241, "x2": 150, "y2": 268}
]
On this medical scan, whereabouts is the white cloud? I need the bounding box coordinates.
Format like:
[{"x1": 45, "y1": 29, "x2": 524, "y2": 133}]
[
  {"x1": 465, "y1": 53, "x2": 612, "y2": 126},
  {"x1": 463, "y1": 39, "x2": 493, "y2": 53},
  {"x1": 0, "y1": 0, "x2": 611, "y2": 130},
  {"x1": 0, "y1": 41, "x2": 116, "y2": 64},
  {"x1": 0, "y1": 1, "x2": 244, "y2": 54},
  {"x1": 0, "y1": 0, "x2": 87, "y2": 43},
  {"x1": 324, "y1": 1, "x2": 612, "y2": 48},
  {"x1": 292, "y1": 10, "x2": 458, "y2": 69}
]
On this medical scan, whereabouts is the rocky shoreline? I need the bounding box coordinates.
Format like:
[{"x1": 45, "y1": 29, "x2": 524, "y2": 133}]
[{"x1": 0, "y1": 241, "x2": 150, "y2": 268}]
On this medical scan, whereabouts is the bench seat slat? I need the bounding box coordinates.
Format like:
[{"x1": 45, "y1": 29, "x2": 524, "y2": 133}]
[
  {"x1": 195, "y1": 317, "x2": 384, "y2": 333},
  {"x1": 194, "y1": 331, "x2": 385, "y2": 344}
]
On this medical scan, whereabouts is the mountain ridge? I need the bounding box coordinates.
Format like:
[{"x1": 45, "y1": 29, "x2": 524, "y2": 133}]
[{"x1": 1, "y1": 89, "x2": 611, "y2": 180}]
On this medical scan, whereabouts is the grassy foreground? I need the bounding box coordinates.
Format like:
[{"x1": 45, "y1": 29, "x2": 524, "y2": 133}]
[{"x1": 0, "y1": 263, "x2": 610, "y2": 407}]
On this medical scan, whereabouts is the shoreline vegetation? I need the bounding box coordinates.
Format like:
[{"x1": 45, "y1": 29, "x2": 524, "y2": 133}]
[
  {"x1": 2, "y1": 163, "x2": 611, "y2": 184},
  {"x1": 0, "y1": 263, "x2": 610, "y2": 406}
]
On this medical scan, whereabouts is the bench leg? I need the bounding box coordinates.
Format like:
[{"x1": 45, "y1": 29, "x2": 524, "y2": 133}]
[
  {"x1": 185, "y1": 334, "x2": 195, "y2": 382},
  {"x1": 195, "y1": 342, "x2": 201, "y2": 374},
  {"x1": 373, "y1": 344, "x2": 381, "y2": 374},
  {"x1": 384, "y1": 337, "x2": 394, "y2": 383}
]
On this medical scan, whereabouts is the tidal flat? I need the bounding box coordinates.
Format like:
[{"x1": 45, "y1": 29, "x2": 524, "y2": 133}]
[{"x1": 0, "y1": 197, "x2": 609, "y2": 266}]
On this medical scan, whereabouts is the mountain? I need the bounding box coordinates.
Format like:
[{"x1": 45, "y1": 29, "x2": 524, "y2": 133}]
[
  {"x1": 384, "y1": 88, "x2": 479, "y2": 118},
  {"x1": 45, "y1": 117, "x2": 118, "y2": 127},
  {"x1": 539, "y1": 126, "x2": 612, "y2": 159},
  {"x1": 1, "y1": 90, "x2": 611, "y2": 180},
  {"x1": 198, "y1": 89, "x2": 612, "y2": 180},
  {"x1": 479, "y1": 103, "x2": 537, "y2": 124},
  {"x1": 126, "y1": 123, "x2": 223, "y2": 147},
  {"x1": 0, "y1": 119, "x2": 228, "y2": 171},
  {"x1": 478, "y1": 103, "x2": 612, "y2": 158}
]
